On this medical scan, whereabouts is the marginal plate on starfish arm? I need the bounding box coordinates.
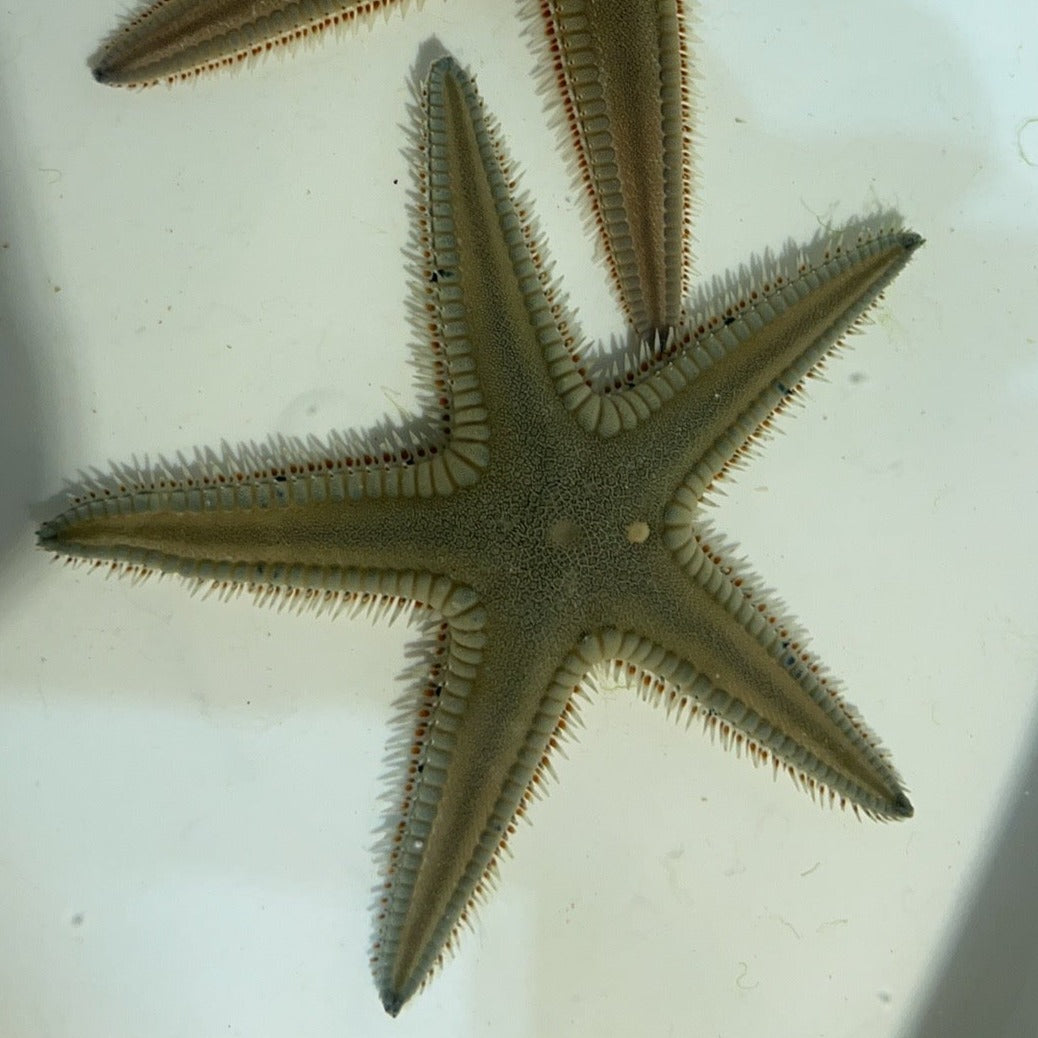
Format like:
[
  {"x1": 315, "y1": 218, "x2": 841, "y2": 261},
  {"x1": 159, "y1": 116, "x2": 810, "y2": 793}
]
[{"x1": 90, "y1": 0, "x2": 423, "y2": 86}]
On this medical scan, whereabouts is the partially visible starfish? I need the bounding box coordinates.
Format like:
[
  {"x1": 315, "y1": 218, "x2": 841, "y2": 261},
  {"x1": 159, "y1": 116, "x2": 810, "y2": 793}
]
[
  {"x1": 90, "y1": 1, "x2": 447, "y2": 87},
  {"x1": 47, "y1": 0, "x2": 921, "y2": 1016}
]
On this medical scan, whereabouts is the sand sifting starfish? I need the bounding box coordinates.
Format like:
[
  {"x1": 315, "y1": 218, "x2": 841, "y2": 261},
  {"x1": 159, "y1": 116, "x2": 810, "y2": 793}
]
[{"x1": 46, "y1": 0, "x2": 919, "y2": 1015}]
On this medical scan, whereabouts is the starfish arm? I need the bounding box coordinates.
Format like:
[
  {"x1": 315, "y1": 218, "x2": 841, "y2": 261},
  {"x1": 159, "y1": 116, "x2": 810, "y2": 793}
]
[
  {"x1": 34, "y1": 429, "x2": 492, "y2": 582},
  {"x1": 537, "y1": 0, "x2": 691, "y2": 338},
  {"x1": 568, "y1": 221, "x2": 922, "y2": 461},
  {"x1": 89, "y1": 0, "x2": 422, "y2": 86},
  {"x1": 421, "y1": 56, "x2": 596, "y2": 447},
  {"x1": 585, "y1": 548, "x2": 912, "y2": 818},
  {"x1": 664, "y1": 226, "x2": 923, "y2": 498},
  {"x1": 373, "y1": 603, "x2": 585, "y2": 1014}
]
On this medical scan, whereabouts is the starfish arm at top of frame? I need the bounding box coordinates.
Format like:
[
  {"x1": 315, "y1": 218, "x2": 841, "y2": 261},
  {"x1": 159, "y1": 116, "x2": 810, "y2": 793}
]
[
  {"x1": 536, "y1": 0, "x2": 692, "y2": 339},
  {"x1": 89, "y1": 0, "x2": 423, "y2": 86}
]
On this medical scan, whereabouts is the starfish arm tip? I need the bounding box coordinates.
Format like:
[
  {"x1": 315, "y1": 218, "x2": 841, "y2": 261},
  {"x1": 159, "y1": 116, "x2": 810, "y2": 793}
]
[
  {"x1": 899, "y1": 230, "x2": 925, "y2": 252},
  {"x1": 381, "y1": 990, "x2": 404, "y2": 1017},
  {"x1": 893, "y1": 791, "x2": 915, "y2": 818}
]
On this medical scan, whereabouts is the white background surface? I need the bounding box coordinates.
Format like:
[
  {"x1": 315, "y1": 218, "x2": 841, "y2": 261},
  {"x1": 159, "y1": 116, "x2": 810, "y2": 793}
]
[{"x1": 2, "y1": 1, "x2": 1037, "y2": 1036}]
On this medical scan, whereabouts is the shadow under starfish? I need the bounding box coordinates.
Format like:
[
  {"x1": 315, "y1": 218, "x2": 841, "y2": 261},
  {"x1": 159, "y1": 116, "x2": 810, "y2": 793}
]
[{"x1": 48, "y1": 0, "x2": 921, "y2": 1017}]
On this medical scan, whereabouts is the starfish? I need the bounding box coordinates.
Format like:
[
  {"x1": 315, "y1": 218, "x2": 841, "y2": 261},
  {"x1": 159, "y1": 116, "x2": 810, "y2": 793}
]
[{"x1": 45, "y1": 0, "x2": 921, "y2": 1017}]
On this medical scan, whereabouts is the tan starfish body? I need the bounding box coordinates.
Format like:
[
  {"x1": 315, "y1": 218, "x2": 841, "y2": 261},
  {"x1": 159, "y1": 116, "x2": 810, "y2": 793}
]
[{"x1": 48, "y1": 0, "x2": 920, "y2": 1015}]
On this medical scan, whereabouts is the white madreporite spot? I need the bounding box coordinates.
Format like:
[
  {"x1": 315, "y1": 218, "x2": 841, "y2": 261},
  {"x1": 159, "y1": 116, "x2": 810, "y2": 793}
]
[{"x1": 625, "y1": 520, "x2": 650, "y2": 545}]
